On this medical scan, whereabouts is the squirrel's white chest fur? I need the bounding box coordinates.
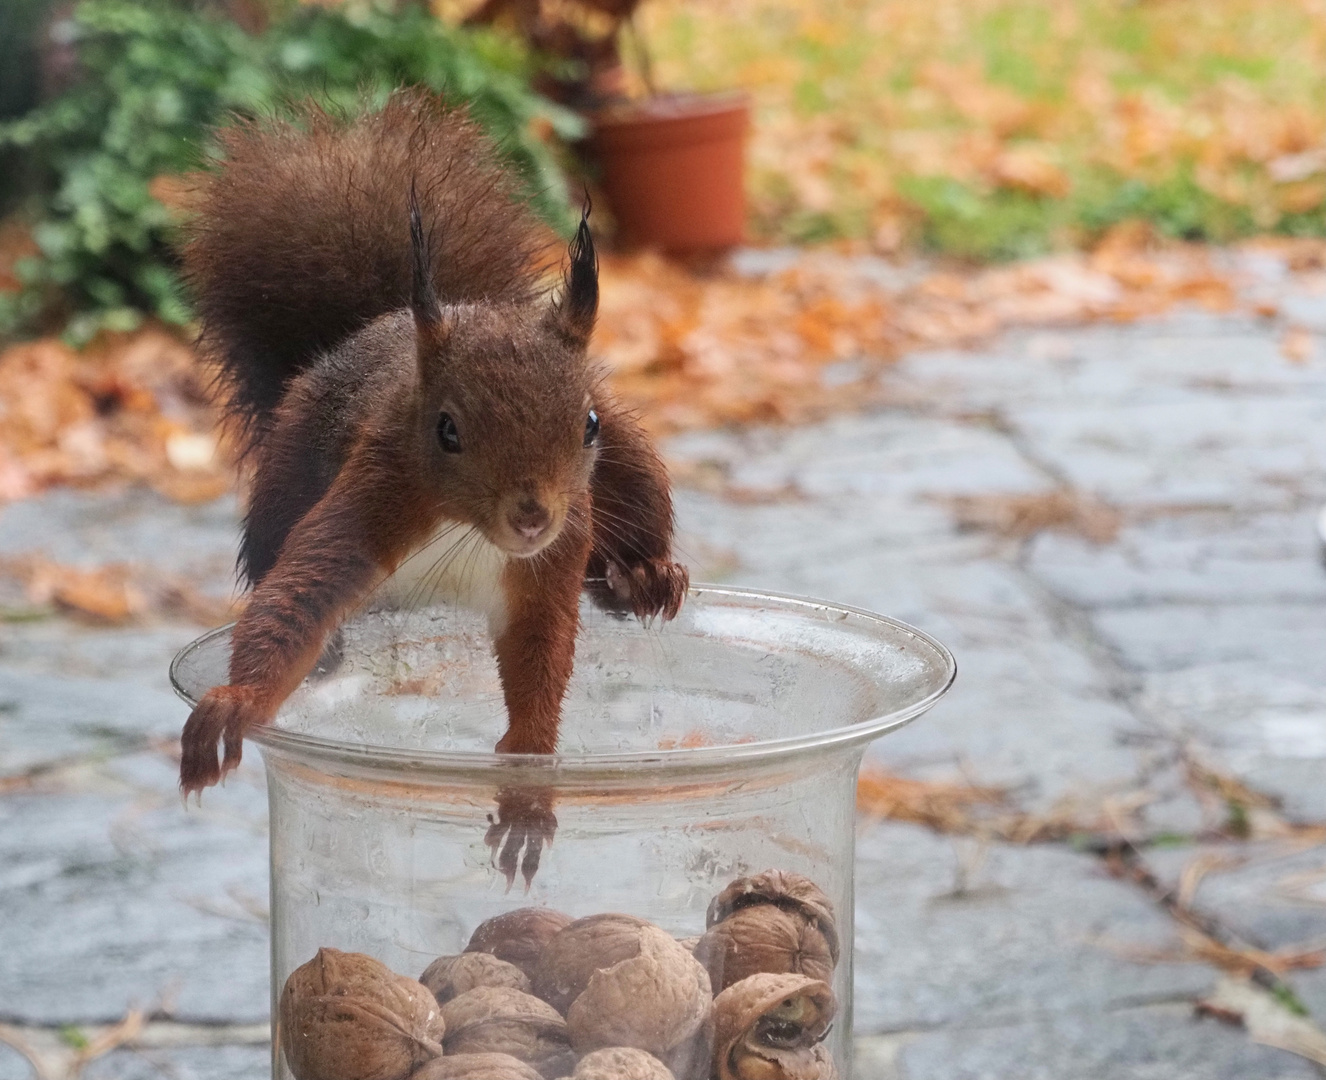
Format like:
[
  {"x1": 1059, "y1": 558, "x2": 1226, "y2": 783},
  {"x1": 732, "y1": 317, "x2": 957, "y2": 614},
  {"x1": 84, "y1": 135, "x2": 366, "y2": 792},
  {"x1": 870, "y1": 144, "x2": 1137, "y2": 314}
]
[{"x1": 371, "y1": 523, "x2": 510, "y2": 634}]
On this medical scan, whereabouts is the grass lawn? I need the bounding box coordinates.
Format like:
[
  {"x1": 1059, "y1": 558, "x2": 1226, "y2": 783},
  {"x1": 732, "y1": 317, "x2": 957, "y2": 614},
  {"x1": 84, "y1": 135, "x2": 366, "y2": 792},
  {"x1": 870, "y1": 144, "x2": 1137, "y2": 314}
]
[{"x1": 630, "y1": 0, "x2": 1326, "y2": 257}]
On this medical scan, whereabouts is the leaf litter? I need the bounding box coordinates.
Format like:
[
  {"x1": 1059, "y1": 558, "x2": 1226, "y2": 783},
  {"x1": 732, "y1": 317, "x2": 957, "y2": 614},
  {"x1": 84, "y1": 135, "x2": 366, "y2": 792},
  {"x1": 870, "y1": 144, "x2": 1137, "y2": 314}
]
[
  {"x1": 630, "y1": 0, "x2": 1326, "y2": 251},
  {"x1": 858, "y1": 751, "x2": 1326, "y2": 1030},
  {"x1": 0, "y1": 229, "x2": 1322, "y2": 616},
  {"x1": 0, "y1": 554, "x2": 238, "y2": 626}
]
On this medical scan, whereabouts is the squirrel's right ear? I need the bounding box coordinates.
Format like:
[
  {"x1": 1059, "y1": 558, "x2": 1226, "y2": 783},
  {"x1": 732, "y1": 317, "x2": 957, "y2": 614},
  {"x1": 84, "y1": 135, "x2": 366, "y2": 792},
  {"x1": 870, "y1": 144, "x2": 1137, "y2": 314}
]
[
  {"x1": 410, "y1": 185, "x2": 452, "y2": 356},
  {"x1": 548, "y1": 200, "x2": 598, "y2": 347}
]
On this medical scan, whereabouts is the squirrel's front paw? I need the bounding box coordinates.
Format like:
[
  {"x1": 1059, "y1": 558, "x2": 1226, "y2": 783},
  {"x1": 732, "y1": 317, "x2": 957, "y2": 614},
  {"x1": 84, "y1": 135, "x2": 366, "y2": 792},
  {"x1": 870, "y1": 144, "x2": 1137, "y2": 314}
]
[
  {"x1": 603, "y1": 558, "x2": 689, "y2": 622},
  {"x1": 179, "y1": 685, "x2": 269, "y2": 797},
  {"x1": 485, "y1": 787, "x2": 558, "y2": 891}
]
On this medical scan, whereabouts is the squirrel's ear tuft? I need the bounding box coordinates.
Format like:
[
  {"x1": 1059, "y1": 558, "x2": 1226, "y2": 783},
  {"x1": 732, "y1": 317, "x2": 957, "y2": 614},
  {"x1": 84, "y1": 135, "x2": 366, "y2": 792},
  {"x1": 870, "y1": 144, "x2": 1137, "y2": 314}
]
[
  {"x1": 549, "y1": 198, "x2": 598, "y2": 346},
  {"x1": 410, "y1": 182, "x2": 449, "y2": 351}
]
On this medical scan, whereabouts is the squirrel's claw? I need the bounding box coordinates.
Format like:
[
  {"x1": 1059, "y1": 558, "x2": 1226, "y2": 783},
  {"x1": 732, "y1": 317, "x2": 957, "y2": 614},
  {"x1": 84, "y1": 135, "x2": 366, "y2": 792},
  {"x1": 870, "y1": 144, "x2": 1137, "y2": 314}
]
[
  {"x1": 601, "y1": 558, "x2": 689, "y2": 623},
  {"x1": 485, "y1": 787, "x2": 558, "y2": 891},
  {"x1": 179, "y1": 686, "x2": 266, "y2": 797}
]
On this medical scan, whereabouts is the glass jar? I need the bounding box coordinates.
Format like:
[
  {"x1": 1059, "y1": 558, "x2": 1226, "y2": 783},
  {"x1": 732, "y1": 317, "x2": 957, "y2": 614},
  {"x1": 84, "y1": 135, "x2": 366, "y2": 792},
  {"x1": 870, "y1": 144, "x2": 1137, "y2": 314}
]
[{"x1": 172, "y1": 585, "x2": 954, "y2": 1080}]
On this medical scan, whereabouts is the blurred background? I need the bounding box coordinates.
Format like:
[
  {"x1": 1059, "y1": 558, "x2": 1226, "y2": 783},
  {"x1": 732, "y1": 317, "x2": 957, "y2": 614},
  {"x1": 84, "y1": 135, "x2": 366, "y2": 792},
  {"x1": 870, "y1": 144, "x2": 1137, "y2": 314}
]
[{"x1": 1, "y1": 1, "x2": 1325, "y2": 1077}]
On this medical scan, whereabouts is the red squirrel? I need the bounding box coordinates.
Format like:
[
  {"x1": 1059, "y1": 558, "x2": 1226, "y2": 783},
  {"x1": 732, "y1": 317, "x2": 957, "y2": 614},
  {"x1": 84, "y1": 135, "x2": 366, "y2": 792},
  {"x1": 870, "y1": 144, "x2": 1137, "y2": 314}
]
[{"x1": 179, "y1": 90, "x2": 687, "y2": 803}]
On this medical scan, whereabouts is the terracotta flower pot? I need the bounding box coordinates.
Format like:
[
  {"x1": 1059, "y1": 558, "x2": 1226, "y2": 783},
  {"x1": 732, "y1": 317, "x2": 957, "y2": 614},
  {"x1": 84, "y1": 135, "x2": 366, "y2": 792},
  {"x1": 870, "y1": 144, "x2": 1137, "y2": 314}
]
[{"x1": 589, "y1": 92, "x2": 749, "y2": 253}]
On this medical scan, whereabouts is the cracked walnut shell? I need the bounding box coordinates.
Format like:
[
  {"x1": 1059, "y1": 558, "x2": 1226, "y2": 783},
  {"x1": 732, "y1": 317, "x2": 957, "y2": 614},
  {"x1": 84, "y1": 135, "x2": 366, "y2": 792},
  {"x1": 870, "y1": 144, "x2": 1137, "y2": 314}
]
[
  {"x1": 440, "y1": 986, "x2": 575, "y2": 1078},
  {"x1": 280, "y1": 948, "x2": 445, "y2": 1080},
  {"x1": 531, "y1": 914, "x2": 652, "y2": 1014},
  {"x1": 421, "y1": 953, "x2": 532, "y2": 1005},
  {"x1": 712, "y1": 973, "x2": 836, "y2": 1080},
  {"x1": 533, "y1": 915, "x2": 712, "y2": 1071},
  {"x1": 466, "y1": 908, "x2": 574, "y2": 978}
]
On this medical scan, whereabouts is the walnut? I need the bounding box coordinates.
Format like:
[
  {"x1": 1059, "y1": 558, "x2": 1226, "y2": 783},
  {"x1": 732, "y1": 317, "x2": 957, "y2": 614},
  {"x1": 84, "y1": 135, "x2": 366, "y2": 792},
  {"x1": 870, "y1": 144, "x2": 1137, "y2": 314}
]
[
  {"x1": 531, "y1": 914, "x2": 650, "y2": 1013},
  {"x1": 707, "y1": 872, "x2": 838, "y2": 965},
  {"x1": 422, "y1": 953, "x2": 532, "y2": 1005},
  {"x1": 712, "y1": 974, "x2": 836, "y2": 1080},
  {"x1": 665, "y1": 1017, "x2": 716, "y2": 1080},
  {"x1": 279, "y1": 948, "x2": 445, "y2": 1080},
  {"x1": 533, "y1": 915, "x2": 712, "y2": 1075},
  {"x1": 693, "y1": 906, "x2": 835, "y2": 993},
  {"x1": 409, "y1": 1053, "x2": 544, "y2": 1080},
  {"x1": 568, "y1": 1047, "x2": 675, "y2": 1080},
  {"x1": 466, "y1": 908, "x2": 574, "y2": 978},
  {"x1": 441, "y1": 986, "x2": 575, "y2": 1078}
]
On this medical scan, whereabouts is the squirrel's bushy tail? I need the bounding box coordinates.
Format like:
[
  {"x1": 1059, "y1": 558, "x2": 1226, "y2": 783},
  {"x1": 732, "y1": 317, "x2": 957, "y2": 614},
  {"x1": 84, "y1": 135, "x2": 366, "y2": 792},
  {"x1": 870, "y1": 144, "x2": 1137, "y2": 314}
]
[{"x1": 183, "y1": 89, "x2": 551, "y2": 446}]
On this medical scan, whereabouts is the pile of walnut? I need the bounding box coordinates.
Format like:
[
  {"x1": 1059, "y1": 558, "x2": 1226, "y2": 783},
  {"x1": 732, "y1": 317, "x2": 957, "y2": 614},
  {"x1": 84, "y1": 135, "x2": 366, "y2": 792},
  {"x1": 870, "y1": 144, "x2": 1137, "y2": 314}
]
[{"x1": 279, "y1": 870, "x2": 840, "y2": 1080}]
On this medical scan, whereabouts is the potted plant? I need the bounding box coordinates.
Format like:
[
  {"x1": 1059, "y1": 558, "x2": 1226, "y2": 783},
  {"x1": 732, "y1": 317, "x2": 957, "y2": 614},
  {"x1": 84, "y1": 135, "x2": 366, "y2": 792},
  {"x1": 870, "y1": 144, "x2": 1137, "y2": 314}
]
[{"x1": 465, "y1": 0, "x2": 749, "y2": 253}]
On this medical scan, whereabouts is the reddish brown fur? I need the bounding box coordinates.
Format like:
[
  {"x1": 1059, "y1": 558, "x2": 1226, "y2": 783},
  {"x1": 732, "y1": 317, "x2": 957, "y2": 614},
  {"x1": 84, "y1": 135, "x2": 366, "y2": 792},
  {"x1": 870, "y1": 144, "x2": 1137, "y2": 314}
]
[
  {"x1": 585, "y1": 395, "x2": 688, "y2": 620},
  {"x1": 184, "y1": 90, "x2": 548, "y2": 448},
  {"x1": 177, "y1": 89, "x2": 686, "y2": 801},
  {"x1": 494, "y1": 498, "x2": 595, "y2": 755}
]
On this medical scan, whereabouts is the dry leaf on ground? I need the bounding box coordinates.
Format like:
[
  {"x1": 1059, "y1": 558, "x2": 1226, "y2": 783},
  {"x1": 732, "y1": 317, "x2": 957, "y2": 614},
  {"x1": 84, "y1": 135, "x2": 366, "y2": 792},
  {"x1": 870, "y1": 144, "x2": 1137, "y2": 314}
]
[
  {"x1": 937, "y1": 490, "x2": 1122, "y2": 544},
  {"x1": 0, "y1": 1009, "x2": 144, "y2": 1080},
  {"x1": 594, "y1": 238, "x2": 1298, "y2": 435},
  {"x1": 856, "y1": 770, "x2": 1009, "y2": 834},
  {"x1": 626, "y1": 0, "x2": 1326, "y2": 246},
  {"x1": 1281, "y1": 326, "x2": 1316, "y2": 364},
  {"x1": 856, "y1": 768, "x2": 1153, "y2": 845},
  {"x1": 0, "y1": 555, "x2": 237, "y2": 625},
  {"x1": 1198, "y1": 977, "x2": 1326, "y2": 1068},
  {"x1": 0, "y1": 235, "x2": 1319, "y2": 503},
  {"x1": 0, "y1": 327, "x2": 230, "y2": 502}
]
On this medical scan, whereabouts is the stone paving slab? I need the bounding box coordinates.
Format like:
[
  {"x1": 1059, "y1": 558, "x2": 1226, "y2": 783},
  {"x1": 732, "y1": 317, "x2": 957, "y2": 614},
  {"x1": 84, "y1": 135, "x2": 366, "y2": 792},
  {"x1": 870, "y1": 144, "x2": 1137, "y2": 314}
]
[
  {"x1": 674, "y1": 448, "x2": 1155, "y2": 811},
  {"x1": 1091, "y1": 603, "x2": 1326, "y2": 678},
  {"x1": 84, "y1": 1045, "x2": 270, "y2": 1080},
  {"x1": 0, "y1": 760, "x2": 269, "y2": 1025},
  {"x1": 0, "y1": 1048, "x2": 24, "y2": 1080},
  {"x1": 669, "y1": 413, "x2": 1053, "y2": 501},
  {"x1": 852, "y1": 823, "x2": 1211, "y2": 1033},
  {"x1": 1009, "y1": 395, "x2": 1326, "y2": 510},
  {"x1": 0, "y1": 1043, "x2": 271, "y2": 1080},
  {"x1": 1144, "y1": 841, "x2": 1326, "y2": 1022},
  {"x1": 0, "y1": 490, "x2": 240, "y2": 593},
  {"x1": 886, "y1": 321, "x2": 1326, "y2": 414},
  {"x1": 887, "y1": 319, "x2": 1326, "y2": 511},
  {"x1": 0, "y1": 666, "x2": 188, "y2": 777},
  {"x1": 1027, "y1": 509, "x2": 1326, "y2": 609},
  {"x1": 1137, "y1": 662, "x2": 1326, "y2": 824},
  {"x1": 892, "y1": 1003, "x2": 1321, "y2": 1080},
  {"x1": 0, "y1": 624, "x2": 197, "y2": 680}
]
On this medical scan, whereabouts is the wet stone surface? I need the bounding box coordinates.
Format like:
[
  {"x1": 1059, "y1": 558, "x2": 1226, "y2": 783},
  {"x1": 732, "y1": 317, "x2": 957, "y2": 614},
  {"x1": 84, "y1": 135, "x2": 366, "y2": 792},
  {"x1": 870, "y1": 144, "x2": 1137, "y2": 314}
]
[{"x1": 2, "y1": 293, "x2": 1325, "y2": 1077}]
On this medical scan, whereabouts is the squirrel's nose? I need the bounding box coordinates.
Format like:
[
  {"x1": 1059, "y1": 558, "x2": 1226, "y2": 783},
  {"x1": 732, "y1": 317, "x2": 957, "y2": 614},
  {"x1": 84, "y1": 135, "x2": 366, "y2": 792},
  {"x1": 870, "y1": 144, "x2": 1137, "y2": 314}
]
[{"x1": 508, "y1": 499, "x2": 551, "y2": 542}]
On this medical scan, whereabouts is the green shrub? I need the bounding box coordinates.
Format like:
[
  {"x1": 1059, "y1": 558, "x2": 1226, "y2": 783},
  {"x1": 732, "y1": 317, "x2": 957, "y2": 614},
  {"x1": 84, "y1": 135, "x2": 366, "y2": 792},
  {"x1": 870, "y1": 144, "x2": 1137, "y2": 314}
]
[{"x1": 0, "y1": 0, "x2": 582, "y2": 343}]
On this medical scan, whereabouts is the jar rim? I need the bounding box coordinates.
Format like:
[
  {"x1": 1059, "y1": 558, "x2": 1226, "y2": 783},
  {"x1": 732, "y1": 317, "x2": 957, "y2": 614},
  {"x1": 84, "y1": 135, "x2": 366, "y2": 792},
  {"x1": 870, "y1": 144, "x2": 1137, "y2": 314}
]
[{"x1": 169, "y1": 584, "x2": 956, "y2": 780}]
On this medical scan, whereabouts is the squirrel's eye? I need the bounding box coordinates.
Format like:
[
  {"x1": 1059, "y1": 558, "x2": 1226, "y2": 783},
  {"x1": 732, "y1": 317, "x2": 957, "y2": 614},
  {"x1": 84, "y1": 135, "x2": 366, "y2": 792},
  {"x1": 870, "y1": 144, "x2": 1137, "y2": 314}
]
[
  {"x1": 584, "y1": 408, "x2": 600, "y2": 448},
  {"x1": 437, "y1": 412, "x2": 462, "y2": 453}
]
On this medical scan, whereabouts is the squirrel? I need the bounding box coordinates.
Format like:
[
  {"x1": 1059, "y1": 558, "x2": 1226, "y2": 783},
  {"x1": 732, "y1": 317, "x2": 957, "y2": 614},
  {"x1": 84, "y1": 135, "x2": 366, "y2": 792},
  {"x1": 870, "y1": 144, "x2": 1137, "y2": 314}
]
[{"x1": 178, "y1": 90, "x2": 688, "y2": 819}]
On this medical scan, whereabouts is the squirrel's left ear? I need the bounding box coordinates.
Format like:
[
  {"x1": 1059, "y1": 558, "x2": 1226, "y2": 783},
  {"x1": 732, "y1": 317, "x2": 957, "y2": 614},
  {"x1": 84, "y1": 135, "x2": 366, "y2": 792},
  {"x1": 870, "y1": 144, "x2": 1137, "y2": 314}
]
[
  {"x1": 548, "y1": 200, "x2": 598, "y2": 347},
  {"x1": 410, "y1": 183, "x2": 452, "y2": 360}
]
